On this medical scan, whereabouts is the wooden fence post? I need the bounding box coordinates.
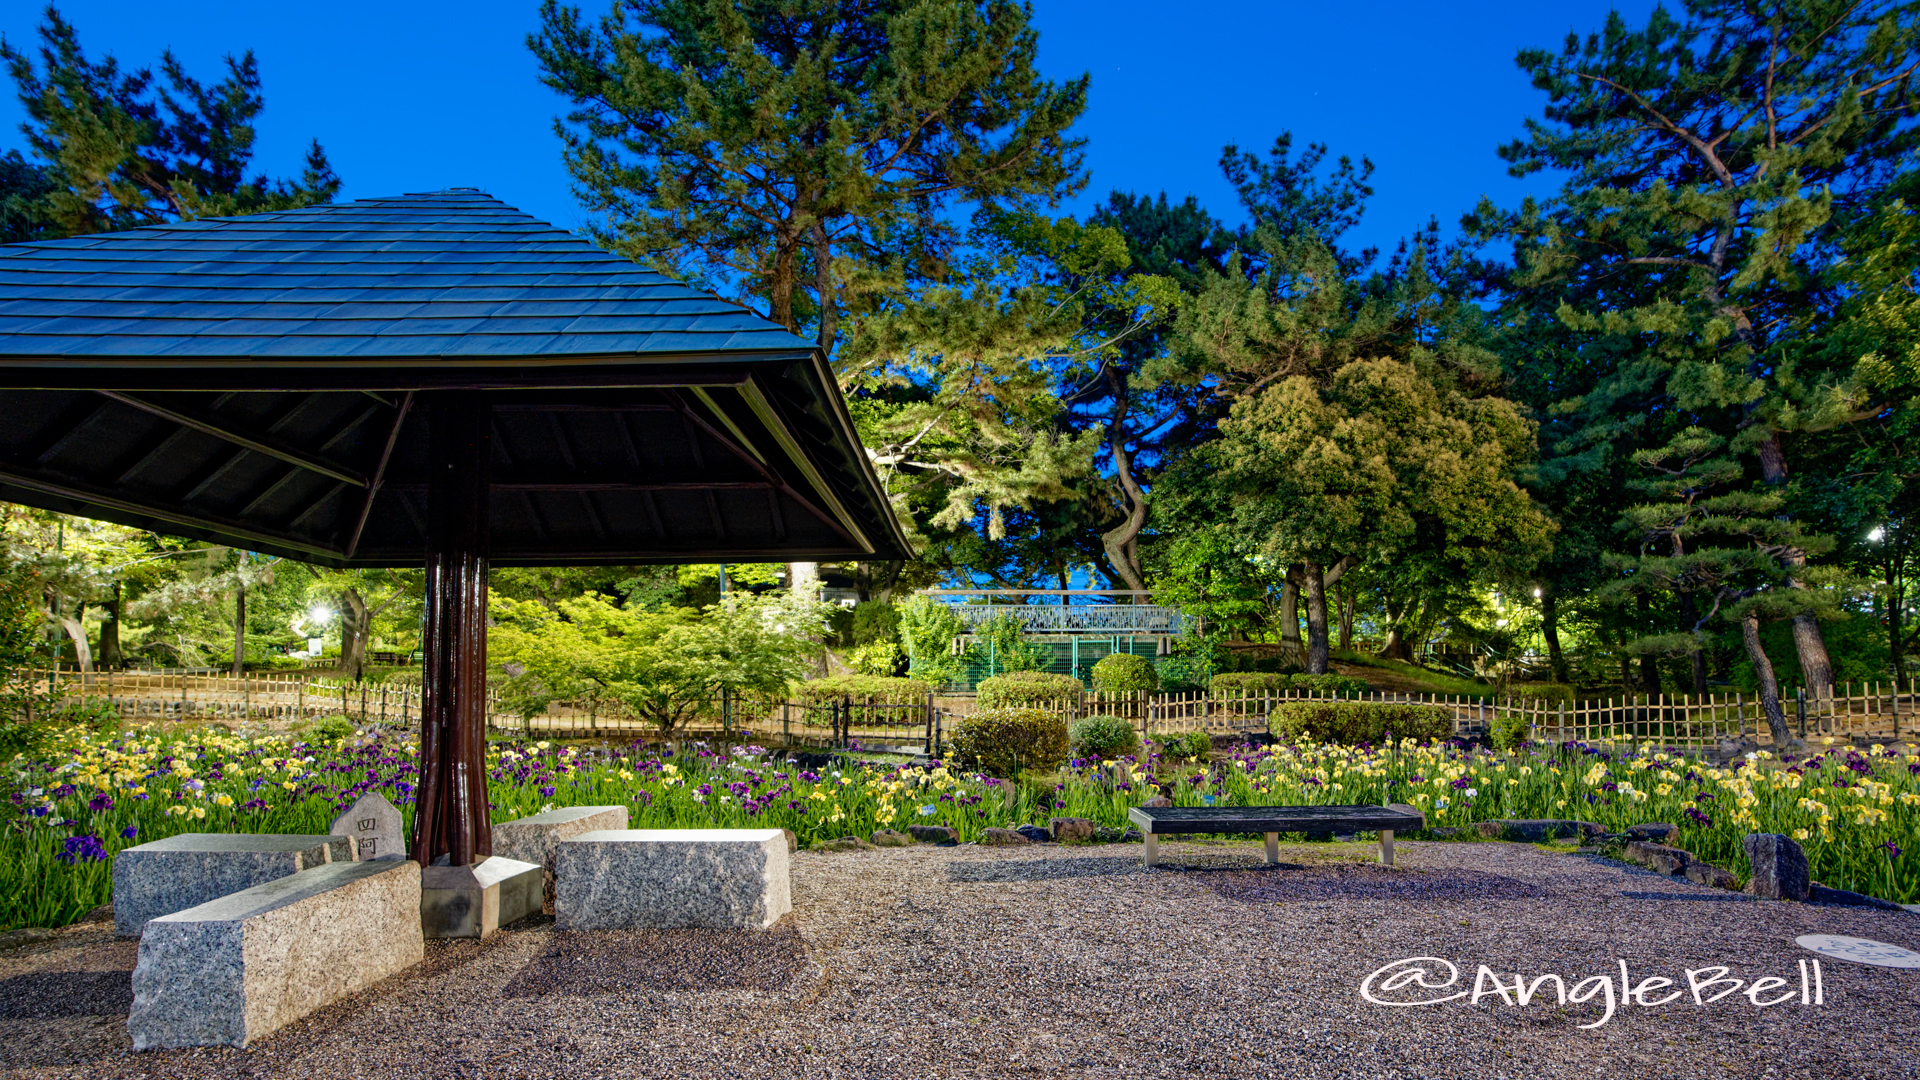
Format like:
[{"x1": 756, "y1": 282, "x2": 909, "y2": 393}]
[{"x1": 1797, "y1": 688, "x2": 1807, "y2": 738}]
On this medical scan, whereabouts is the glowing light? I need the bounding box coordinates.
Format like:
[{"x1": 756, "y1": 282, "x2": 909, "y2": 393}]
[
  {"x1": 308, "y1": 606, "x2": 333, "y2": 625},
  {"x1": 1868, "y1": 527, "x2": 1886, "y2": 542}
]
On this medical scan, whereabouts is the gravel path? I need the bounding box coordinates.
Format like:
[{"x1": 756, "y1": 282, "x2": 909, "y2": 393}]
[{"x1": 1, "y1": 839, "x2": 1917, "y2": 1080}]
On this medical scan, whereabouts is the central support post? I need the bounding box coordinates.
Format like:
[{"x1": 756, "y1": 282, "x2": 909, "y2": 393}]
[{"x1": 413, "y1": 391, "x2": 493, "y2": 867}]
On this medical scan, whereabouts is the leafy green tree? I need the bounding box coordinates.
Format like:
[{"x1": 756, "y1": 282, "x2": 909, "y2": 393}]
[
  {"x1": 1, "y1": 5, "x2": 339, "y2": 238},
  {"x1": 1480, "y1": 0, "x2": 1920, "y2": 696},
  {"x1": 896, "y1": 593, "x2": 964, "y2": 685},
  {"x1": 530, "y1": 0, "x2": 1087, "y2": 351},
  {"x1": 490, "y1": 589, "x2": 829, "y2": 736}
]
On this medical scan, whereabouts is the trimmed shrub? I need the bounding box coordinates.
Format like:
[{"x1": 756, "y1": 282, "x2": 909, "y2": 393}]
[
  {"x1": 1292, "y1": 673, "x2": 1368, "y2": 695},
  {"x1": 1068, "y1": 714, "x2": 1140, "y2": 759},
  {"x1": 976, "y1": 671, "x2": 1082, "y2": 710},
  {"x1": 846, "y1": 641, "x2": 904, "y2": 677},
  {"x1": 1210, "y1": 672, "x2": 1292, "y2": 698},
  {"x1": 850, "y1": 600, "x2": 900, "y2": 646},
  {"x1": 1491, "y1": 711, "x2": 1532, "y2": 750},
  {"x1": 948, "y1": 707, "x2": 1069, "y2": 777},
  {"x1": 792, "y1": 674, "x2": 932, "y2": 725},
  {"x1": 1153, "y1": 730, "x2": 1212, "y2": 761},
  {"x1": 1090, "y1": 653, "x2": 1159, "y2": 694},
  {"x1": 1269, "y1": 701, "x2": 1453, "y2": 745},
  {"x1": 1506, "y1": 682, "x2": 1576, "y2": 703}
]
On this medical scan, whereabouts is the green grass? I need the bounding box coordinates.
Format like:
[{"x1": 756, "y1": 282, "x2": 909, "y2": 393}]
[{"x1": 1332, "y1": 649, "x2": 1499, "y2": 697}]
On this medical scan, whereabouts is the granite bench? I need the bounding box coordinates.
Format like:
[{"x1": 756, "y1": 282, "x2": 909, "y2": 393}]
[
  {"x1": 112, "y1": 833, "x2": 355, "y2": 937},
  {"x1": 127, "y1": 858, "x2": 423, "y2": 1049},
  {"x1": 1126, "y1": 804, "x2": 1427, "y2": 867},
  {"x1": 555, "y1": 828, "x2": 790, "y2": 930}
]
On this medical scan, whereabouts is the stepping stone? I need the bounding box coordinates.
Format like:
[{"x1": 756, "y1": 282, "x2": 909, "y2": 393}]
[{"x1": 112, "y1": 833, "x2": 354, "y2": 938}]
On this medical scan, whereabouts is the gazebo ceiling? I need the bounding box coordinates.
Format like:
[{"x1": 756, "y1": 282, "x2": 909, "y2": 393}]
[{"x1": 0, "y1": 190, "x2": 910, "y2": 567}]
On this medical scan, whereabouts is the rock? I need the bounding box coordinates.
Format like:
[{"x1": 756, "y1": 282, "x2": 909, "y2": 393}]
[
  {"x1": 419, "y1": 856, "x2": 543, "y2": 938},
  {"x1": 1139, "y1": 795, "x2": 1172, "y2": 808},
  {"x1": 1429, "y1": 827, "x2": 1464, "y2": 839},
  {"x1": 554, "y1": 829, "x2": 791, "y2": 930},
  {"x1": 1809, "y1": 884, "x2": 1908, "y2": 911},
  {"x1": 782, "y1": 828, "x2": 797, "y2": 853},
  {"x1": 1744, "y1": 832, "x2": 1811, "y2": 901},
  {"x1": 1575, "y1": 821, "x2": 1607, "y2": 840},
  {"x1": 1623, "y1": 841, "x2": 1691, "y2": 876},
  {"x1": 112, "y1": 833, "x2": 355, "y2": 939},
  {"x1": 491, "y1": 805, "x2": 629, "y2": 916},
  {"x1": 127, "y1": 859, "x2": 423, "y2": 1049},
  {"x1": 1472, "y1": 821, "x2": 1506, "y2": 839},
  {"x1": 1123, "y1": 828, "x2": 1143, "y2": 843},
  {"x1": 328, "y1": 792, "x2": 406, "y2": 861},
  {"x1": 869, "y1": 829, "x2": 914, "y2": 847},
  {"x1": 819, "y1": 835, "x2": 877, "y2": 852},
  {"x1": 1683, "y1": 861, "x2": 1742, "y2": 890},
  {"x1": 0, "y1": 927, "x2": 56, "y2": 950},
  {"x1": 908, "y1": 824, "x2": 958, "y2": 844},
  {"x1": 980, "y1": 827, "x2": 1031, "y2": 846},
  {"x1": 1014, "y1": 823, "x2": 1051, "y2": 843},
  {"x1": 1486, "y1": 819, "x2": 1588, "y2": 842},
  {"x1": 1048, "y1": 817, "x2": 1095, "y2": 843},
  {"x1": 1092, "y1": 825, "x2": 1128, "y2": 843},
  {"x1": 80, "y1": 903, "x2": 113, "y2": 924},
  {"x1": 1626, "y1": 823, "x2": 1680, "y2": 843}
]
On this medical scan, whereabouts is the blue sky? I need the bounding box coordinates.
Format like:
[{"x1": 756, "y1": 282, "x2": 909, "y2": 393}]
[{"x1": 1, "y1": 0, "x2": 1658, "y2": 258}]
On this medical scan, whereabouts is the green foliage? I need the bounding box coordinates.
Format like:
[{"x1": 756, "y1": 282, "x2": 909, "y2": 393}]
[
  {"x1": 947, "y1": 707, "x2": 1069, "y2": 777},
  {"x1": 1067, "y1": 714, "x2": 1139, "y2": 759},
  {"x1": 1153, "y1": 730, "x2": 1212, "y2": 761},
  {"x1": 490, "y1": 589, "x2": 829, "y2": 735},
  {"x1": 1490, "y1": 712, "x2": 1531, "y2": 751},
  {"x1": 1269, "y1": 701, "x2": 1453, "y2": 745},
  {"x1": 845, "y1": 641, "x2": 904, "y2": 677},
  {"x1": 969, "y1": 612, "x2": 1046, "y2": 672},
  {"x1": 1208, "y1": 671, "x2": 1366, "y2": 696},
  {"x1": 897, "y1": 595, "x2": 966, "y2": 686},
  {"x1": 975, "y1": 670, "x2": 1082, "y2": 709},
  {"x1": 789, "y1": 674, "x2": 930, "y2": 709},
  {"x1": 851, "y1": 601, "x2": 900, "y2": 647},
  {"x1": 1, "y1": 7, "x2": 338, "y2": 238},
  {"x1": 304, "y1": 715, "x2": 356, "y2": 743},
  {"x1": 1089, "y1": 652, "x2": 1158, "y2": 694}
]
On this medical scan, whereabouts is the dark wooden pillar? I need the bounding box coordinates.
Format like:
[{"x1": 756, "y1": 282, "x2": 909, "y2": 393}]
[{"x1": 412, "y1": 391, "x2": 493, "y2": 867}]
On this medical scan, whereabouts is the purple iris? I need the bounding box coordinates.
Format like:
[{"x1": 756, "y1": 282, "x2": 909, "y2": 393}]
[
  {"x1": 87, "y1": 794, "x2": 113, "y2": 813},
  {"x1": 57, "y1": 834, "x2": 108, "y2": 864},
  {"x1": 120, "y1": 825, "x2": 138, "y2": 839}
]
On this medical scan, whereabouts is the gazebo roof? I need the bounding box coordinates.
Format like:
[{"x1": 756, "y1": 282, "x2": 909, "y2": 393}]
[{"x1": 0, "y1": 190, "x2": 910, "y2": 567}]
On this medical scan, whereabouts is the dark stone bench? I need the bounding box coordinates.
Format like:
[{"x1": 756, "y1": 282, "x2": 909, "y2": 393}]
[{"x1": 1126, "y1": 804, "x2": 1427, "y2": 867}]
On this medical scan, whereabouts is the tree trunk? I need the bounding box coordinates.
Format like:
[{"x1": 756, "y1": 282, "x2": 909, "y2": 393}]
[
  {"x1": 1303, "y1": 562, "x2": 1330, "y2": 675},
  {"x1": 1098, "y1": 372, "x2": 1149, "y2": 592},
  {"x1": 59, "y1": 610, "x2": 92, "y2": 673},
  {"x1": 1277, "y1": 578, "x2": 1304, "y2": 667},
  {"x1": 812, "y1": 220, "x2": 837, "y2": 354},
  {"x1": 789, "y1": 562, "x2": 819, "y2": 598},
  {"x1": 1540, "y1": 588, "x2": 1568, "y2": 684},
  {"x1": 232, "y1": 583, "x2": 246, "y2": 676},
  {"x1": 1889, "y1": 550, "x2": 1907, "y2": 693},
  {"x1": 339, "y1": 587, "x2": 369, "y2": 681},
  {"x1": 1742, "y1": 610, "x2": 1790, "y2": 745},
  {"x1": 1790, "y1": 609, "x2": 1833, "y2": 701},
  {"x1": 1636, "y1": 593, "x2": 1661, "y2": 696},
  {"x1": 1337, "y1": 582, "x2": 1355, "y2": 650},
  {"x1": 98, "y1": 581, "x2": 122, "y2": 669},
  {"x1": 1677, "y1": 592, "x2": 1708, "y2": 694}
]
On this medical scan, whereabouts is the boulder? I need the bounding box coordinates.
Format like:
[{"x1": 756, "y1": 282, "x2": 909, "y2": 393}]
[
  {"x1": 980, "y1": 828, "x2": 1031, "y2": 846},
  {"x1": 1744, "y1": 833, "x2": 1811, "y2": 901},
  {"x1": 1013, "y1": 823, "x2": 1051, "y2": 843},
  {"x1": 1683, "y1": 861, "x2": 1742, "y2": 891},
  {"x1": 1139, "y1": 795, "x2": 1173, "y2": 808},
  {"x1": 869, "y1": 829, "x2": 914, "y2": 848},
  {"x1": 1485, "y1": 819, "x2": 1590, "y2": 842},
  {"x1": 1047, "y1": 817, "x2": 1095, "y2": 843},
  {"x1": 1623, "y1": 841, "x2": 1691, "y2": 876},
  {"x1": 908, "y1": 824, "x2": 958, "y2": 844},
  {"x1": 1626, "y1": 823, "x2": 1680, "y2": 844},
  {"x1": 820, "y1": 835, "x2": 877, "y2": 852}
]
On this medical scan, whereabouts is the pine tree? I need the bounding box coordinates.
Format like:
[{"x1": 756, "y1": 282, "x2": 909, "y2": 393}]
[
  {"x1": 1, "y1": 5, "x2": 340, "y2": 238},
  {"x1": 530, "y1": 0, "x2": 1088, "y2": 352}
]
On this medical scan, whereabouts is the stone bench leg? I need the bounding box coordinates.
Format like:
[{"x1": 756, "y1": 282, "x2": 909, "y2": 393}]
[
  {"x1": 1143, "y1": 832, "x2": 1160, "y2": 867},
  {"x1": 1379, "y1": 829, "x2": 1395, "y2": 867},
  {"x1": 1264, "y1": 832, "x2": 1279, "y2": 865}
]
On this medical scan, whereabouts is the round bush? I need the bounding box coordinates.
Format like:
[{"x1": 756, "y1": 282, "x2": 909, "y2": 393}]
[
  {"x1": 947, "y1": 707, "x2": 1070, "y2": 777},
  {"x1": 1153, "y1": 730, "x2": 1212, "y2": 761},
  {"x1": 976, "y1": 671, "x2": 1082, "y2": 709},
  {"x1": 1068, "y1": 714, "x2": 1140, "y2": 758},
  {"x1": 1268, "y1": 701, "x2": 1452, "y2": 745},
  {"x1": 1090, "y1": 653, "x2": 1159, "y2": 694}
]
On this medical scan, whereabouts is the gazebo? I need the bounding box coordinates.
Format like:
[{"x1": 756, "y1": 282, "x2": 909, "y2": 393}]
[{"x1": 0, "y1": 189, "x2": 910, "y2": 868}]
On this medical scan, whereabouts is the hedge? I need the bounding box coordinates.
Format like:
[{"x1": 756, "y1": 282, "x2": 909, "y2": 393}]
[
  {"x1": 948, "y1": 707, "x2": 1070, "y2": 777},
  {"x1": 1068, "y1": 714, "x2": 1140, "y2": 758},
  {"x1": 976, "y1": 671, "x2": 1083, "y2": 709},
  {"x1": 1210, "y1": 672, "x2": 1368, "y2": 697},
  {"x1": 1268, "y1": 701, "x2": 1453, "y2": 745}
]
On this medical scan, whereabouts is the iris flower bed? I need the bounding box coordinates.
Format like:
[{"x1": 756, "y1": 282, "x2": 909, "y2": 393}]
[{"x1": 4, "y1": 727, "x2": 1916, "y2": 932}]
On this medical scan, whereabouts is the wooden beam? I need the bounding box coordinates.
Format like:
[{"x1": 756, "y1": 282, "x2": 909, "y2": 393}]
[
  {"x1": 0, "y1": 464, "x2": 344, "y2": 561},
  {"x1": 344, "y1": 392, "x2": 413, "y2": 560},
  {"x1": 96, "y1": 391, "x2": 368, "y2": 487}
]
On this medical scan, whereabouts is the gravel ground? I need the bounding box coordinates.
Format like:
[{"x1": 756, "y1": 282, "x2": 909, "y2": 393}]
[{"x1": 1, "y1": 838, "x2": 1917, "y2": 1080}]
